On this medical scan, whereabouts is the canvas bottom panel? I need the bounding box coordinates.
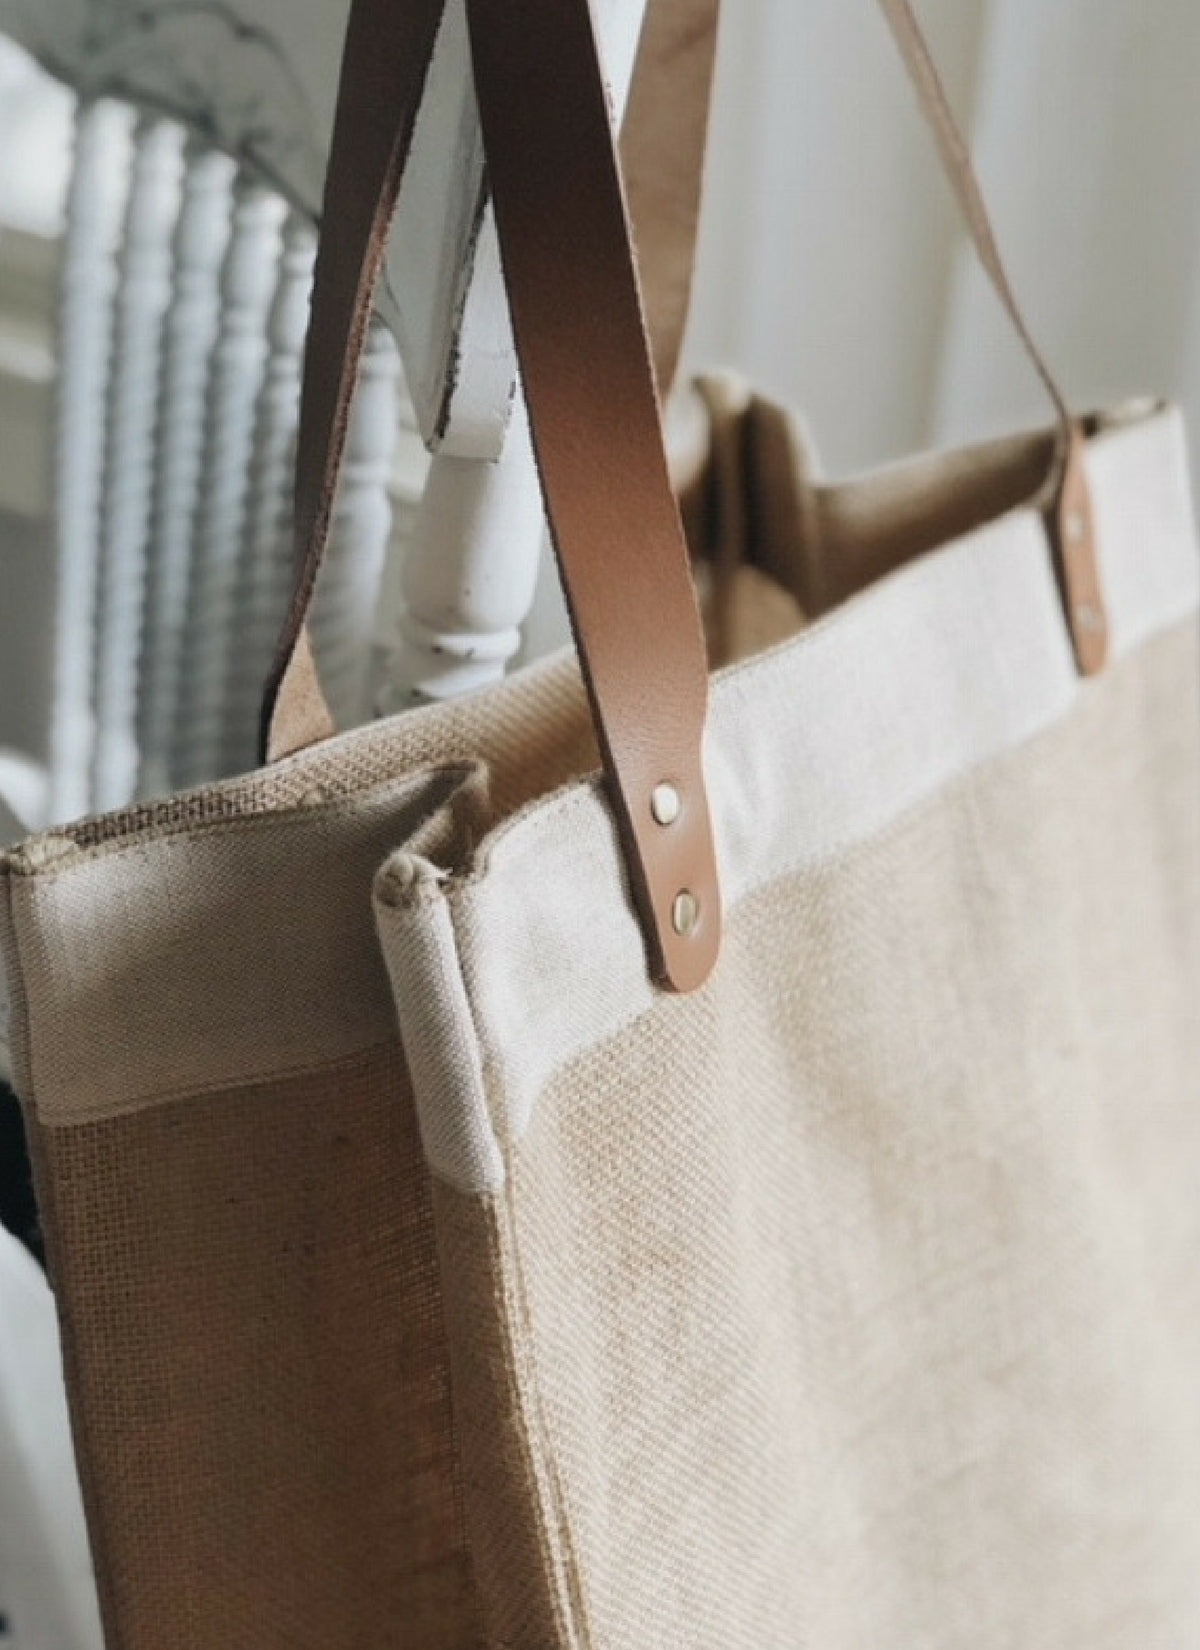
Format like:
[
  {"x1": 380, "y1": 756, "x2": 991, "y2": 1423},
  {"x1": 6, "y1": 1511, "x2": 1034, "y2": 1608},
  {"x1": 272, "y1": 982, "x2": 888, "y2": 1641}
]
[
  {"x1": 29, "y1": 1041, "x2": 482, "y2": 1650},
  {"x1": 432, "y1": 625, "x2": 1200, "y2": 1649}
]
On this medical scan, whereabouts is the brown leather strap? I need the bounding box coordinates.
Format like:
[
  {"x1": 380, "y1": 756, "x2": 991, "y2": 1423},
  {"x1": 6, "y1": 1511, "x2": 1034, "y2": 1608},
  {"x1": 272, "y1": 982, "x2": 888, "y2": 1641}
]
[
  {"x1": 623, "y1": 0, "x2": 720, "y2": 394},
  {"x1": 465, "y1": 0, "x2": 721, "y2": 991},
  {"x1": 874, "y1": 0, "x2": 1106, "y2": 674},
  {"x1": 267, "y1": 0, "x2": 1106, "y2": 992},
  {"x1": 262, "y1": 0, "x2": 720, "y2": 764},
  {"x1": 262, "y1": 0, "x2": 446, "y2": 759}
]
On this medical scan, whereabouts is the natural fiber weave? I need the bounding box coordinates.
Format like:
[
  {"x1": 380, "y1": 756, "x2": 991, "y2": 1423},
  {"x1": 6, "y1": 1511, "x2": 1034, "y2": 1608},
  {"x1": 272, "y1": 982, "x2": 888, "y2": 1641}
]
[
  {"x1": 425, "y1": 627, "x2": 1200, "y2": 1647},
  {"x1": 32, "y1": 1045, "x2": 479, "y2": 1648},
  {"x1": 4, "y1": 394, "x2": 1199, "y2": 1647}
]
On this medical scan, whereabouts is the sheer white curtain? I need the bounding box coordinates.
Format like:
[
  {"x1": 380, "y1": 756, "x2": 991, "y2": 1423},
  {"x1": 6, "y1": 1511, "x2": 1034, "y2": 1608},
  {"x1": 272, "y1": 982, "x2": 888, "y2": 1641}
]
[{"x1": 687, "y1": 0, "x2": 1200, "y2": 480}]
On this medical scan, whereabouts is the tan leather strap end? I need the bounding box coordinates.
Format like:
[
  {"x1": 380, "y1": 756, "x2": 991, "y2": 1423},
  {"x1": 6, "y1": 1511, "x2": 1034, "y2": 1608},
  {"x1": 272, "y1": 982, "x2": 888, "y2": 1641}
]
[
  {"x1": 269, "y1": 628, "x2": 336, "y2": 762},
  {"x1": 1052, "y1": 429, "x2": 1108, "y2": 677}
]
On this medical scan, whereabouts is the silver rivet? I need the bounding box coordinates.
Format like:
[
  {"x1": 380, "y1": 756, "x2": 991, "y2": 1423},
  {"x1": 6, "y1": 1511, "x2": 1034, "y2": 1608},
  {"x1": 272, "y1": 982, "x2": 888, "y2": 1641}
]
[
  {"x1": 1065, "y1": 509, "x2": 1087, "y2": 545},
  {"x1": 1075, "y1": 603, "x2": 1105, "y2": 634},
  {"x1": 672, "y1": 890, "x2": 699, "y2": 937},
  {"x1": 651, "y1": 782, "x2": 681, "y2": 826}
]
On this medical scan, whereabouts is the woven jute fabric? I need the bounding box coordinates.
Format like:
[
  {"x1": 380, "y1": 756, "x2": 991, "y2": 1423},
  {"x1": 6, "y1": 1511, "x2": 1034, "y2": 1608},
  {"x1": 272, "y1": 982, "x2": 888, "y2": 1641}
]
[
  {"x1": 4, "y1": 394, "x2": 1199, "y2": 1647},
  {"x1": 30, "y1": 1046, "x2": 479, "y2": 1649},
  {"x1": 423, "y1": 626, "x2": 1200, "y2": 1648}
]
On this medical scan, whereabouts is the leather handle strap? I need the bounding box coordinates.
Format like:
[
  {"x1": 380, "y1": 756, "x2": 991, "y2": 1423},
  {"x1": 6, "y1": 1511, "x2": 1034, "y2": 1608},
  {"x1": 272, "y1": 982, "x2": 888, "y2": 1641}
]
[
  {"x1": 874, "y1": 0, "x2": 1106, "y2": 674},
  {"x1": 624, "y1": 0, "x2": 720, "y2": 395},
  {"x1": 465, "y1": 0, "x2": 722, "y2": 991},
  {"x1": 262, "y1": 0, "x2": 720, "y2": 765},
  {"x1": 878, "y1": 0, "x2": 1068, "y2": 433},
  {"x1": 262, "y1": 0, "x2": 722, "y2": 988},
  {"x1": 266, "y1": 0, "x2": 1107, "y2": 993},
  {"x1": 262, "y1": 0, "x2": 447, "y2": 763},
  {"x1": 463, "y1": 0, "x2": 1109, "y2": 993}
]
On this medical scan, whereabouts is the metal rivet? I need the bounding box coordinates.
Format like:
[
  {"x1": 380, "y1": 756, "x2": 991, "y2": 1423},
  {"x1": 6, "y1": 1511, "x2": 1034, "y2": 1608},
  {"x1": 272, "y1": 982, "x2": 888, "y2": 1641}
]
[
  {"x1": 672, "y1": 890, "x2": 699, "y2": 937},
  {"x1": 1075, "y1": 602, "x2": 1105, "y2": 634},
  {"x1": 1065, "y1": 509, "x2": 1087, "y2": 545},
  {"x1": 651, "y1": 782, "x2": 681, "y2": 826}
]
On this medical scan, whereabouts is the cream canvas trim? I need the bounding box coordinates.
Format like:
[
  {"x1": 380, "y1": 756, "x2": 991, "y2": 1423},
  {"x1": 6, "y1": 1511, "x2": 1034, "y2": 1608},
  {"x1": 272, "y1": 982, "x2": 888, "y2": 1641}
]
[
  {"x1": 394, "y1": 407, "x2": 1199, "y2": 1190},
  {"x1": 4, "y1": 769, "x2": 470, "y2": 1124},
  {"x1": 375, "y1": 853, "x2": 504, "y2": 1191},
  {"x1": 4, "y1": 407, "x2": 1196, "y2": 1143}
]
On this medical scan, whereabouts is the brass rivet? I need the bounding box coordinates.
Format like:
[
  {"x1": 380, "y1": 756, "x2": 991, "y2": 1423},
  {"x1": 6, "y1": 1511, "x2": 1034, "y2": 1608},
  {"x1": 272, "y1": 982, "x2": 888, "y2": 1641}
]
[
  {"x1": 672, "y1": 890, "x2": 699, "y2": 937},
  {"x1": 1065, "y1": 509, "x2": 1087, "y2": 545},
  {"x1": 651, "y1": 782, "x2": 681, "y2": 826}
]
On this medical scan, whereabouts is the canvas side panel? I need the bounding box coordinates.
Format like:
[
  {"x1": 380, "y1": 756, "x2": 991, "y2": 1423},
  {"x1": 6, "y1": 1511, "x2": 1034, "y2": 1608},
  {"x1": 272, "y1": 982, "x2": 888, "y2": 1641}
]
[
  {"x1": 473, "y1": 625, "x2": 1200, "y2": 1649},
  {"x1": 27, "y1": 1044, "x2": 483, "y2": 1650}
]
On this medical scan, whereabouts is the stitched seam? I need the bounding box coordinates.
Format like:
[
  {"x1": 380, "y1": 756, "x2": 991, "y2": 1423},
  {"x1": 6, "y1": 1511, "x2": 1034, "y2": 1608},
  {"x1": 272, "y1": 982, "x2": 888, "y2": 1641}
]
[
  {"x1": 29, "y1": 1036, "x2": 401, "y2": 1129},
  {"x1": 3, "y1": 765, "x2": 478, "y2": 881},
  {"x1": 20, "y1": 1113, "x2": 127, "y2": 1646},
  {"x1": 492, "y1": 1184, "x2": 593, "y2": 1649},
  {"x1": 441, "y1": 895, "x2": 591, "y2": 1645},
  {"x1": 423, "y1": 1194, "x2": 491, "y2": 1650}
]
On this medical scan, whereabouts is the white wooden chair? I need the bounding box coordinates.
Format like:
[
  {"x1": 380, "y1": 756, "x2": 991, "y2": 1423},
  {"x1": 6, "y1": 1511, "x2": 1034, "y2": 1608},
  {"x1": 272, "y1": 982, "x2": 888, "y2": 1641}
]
[
  {"x1": 0, "y1": 71, "x2": 413, "y2": 831},
  {"x1": 0, "y1": 0, "x2": 664, "y2": 846}
]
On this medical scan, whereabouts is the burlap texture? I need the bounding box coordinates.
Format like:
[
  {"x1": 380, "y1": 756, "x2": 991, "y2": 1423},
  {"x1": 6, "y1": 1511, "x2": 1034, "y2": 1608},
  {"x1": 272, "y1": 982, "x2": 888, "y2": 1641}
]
[
  {"x1": 427, "y1": 626, "x2": 1200, "y2": 1647},
  {"x1": 4, "y1": 396, "x2": 1198, "y2": 1648},
  {"x1": 29, "y1": 1045, "x2": 480, "y2": 1649}
]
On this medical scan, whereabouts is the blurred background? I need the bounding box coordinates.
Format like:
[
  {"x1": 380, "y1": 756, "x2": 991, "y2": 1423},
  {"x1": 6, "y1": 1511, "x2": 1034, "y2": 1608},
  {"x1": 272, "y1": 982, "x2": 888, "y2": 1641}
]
[{"x1": 1, "y1": 1, "x2": 1198, "y2": 1645}]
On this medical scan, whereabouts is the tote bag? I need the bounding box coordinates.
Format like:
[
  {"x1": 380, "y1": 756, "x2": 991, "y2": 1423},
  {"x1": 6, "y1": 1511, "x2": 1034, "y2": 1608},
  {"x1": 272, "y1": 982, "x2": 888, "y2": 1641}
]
[{"x1": 5, "y1": 0, "x2": 1200, "y2": 1646}]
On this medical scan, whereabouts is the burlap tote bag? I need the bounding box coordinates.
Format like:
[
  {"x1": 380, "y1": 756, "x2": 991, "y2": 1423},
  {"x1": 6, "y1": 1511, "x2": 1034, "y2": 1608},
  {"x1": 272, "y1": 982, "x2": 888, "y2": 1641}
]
[{"x1": 4, "y1": 0, "x2": 1200, "y2": 1645}]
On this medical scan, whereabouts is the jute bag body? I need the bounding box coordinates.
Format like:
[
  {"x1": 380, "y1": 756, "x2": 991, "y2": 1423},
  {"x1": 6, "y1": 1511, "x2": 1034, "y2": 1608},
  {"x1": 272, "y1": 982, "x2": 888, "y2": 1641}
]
[{"x1": 4, "y1": 2, "x2": 1200, "y2": 1648}]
